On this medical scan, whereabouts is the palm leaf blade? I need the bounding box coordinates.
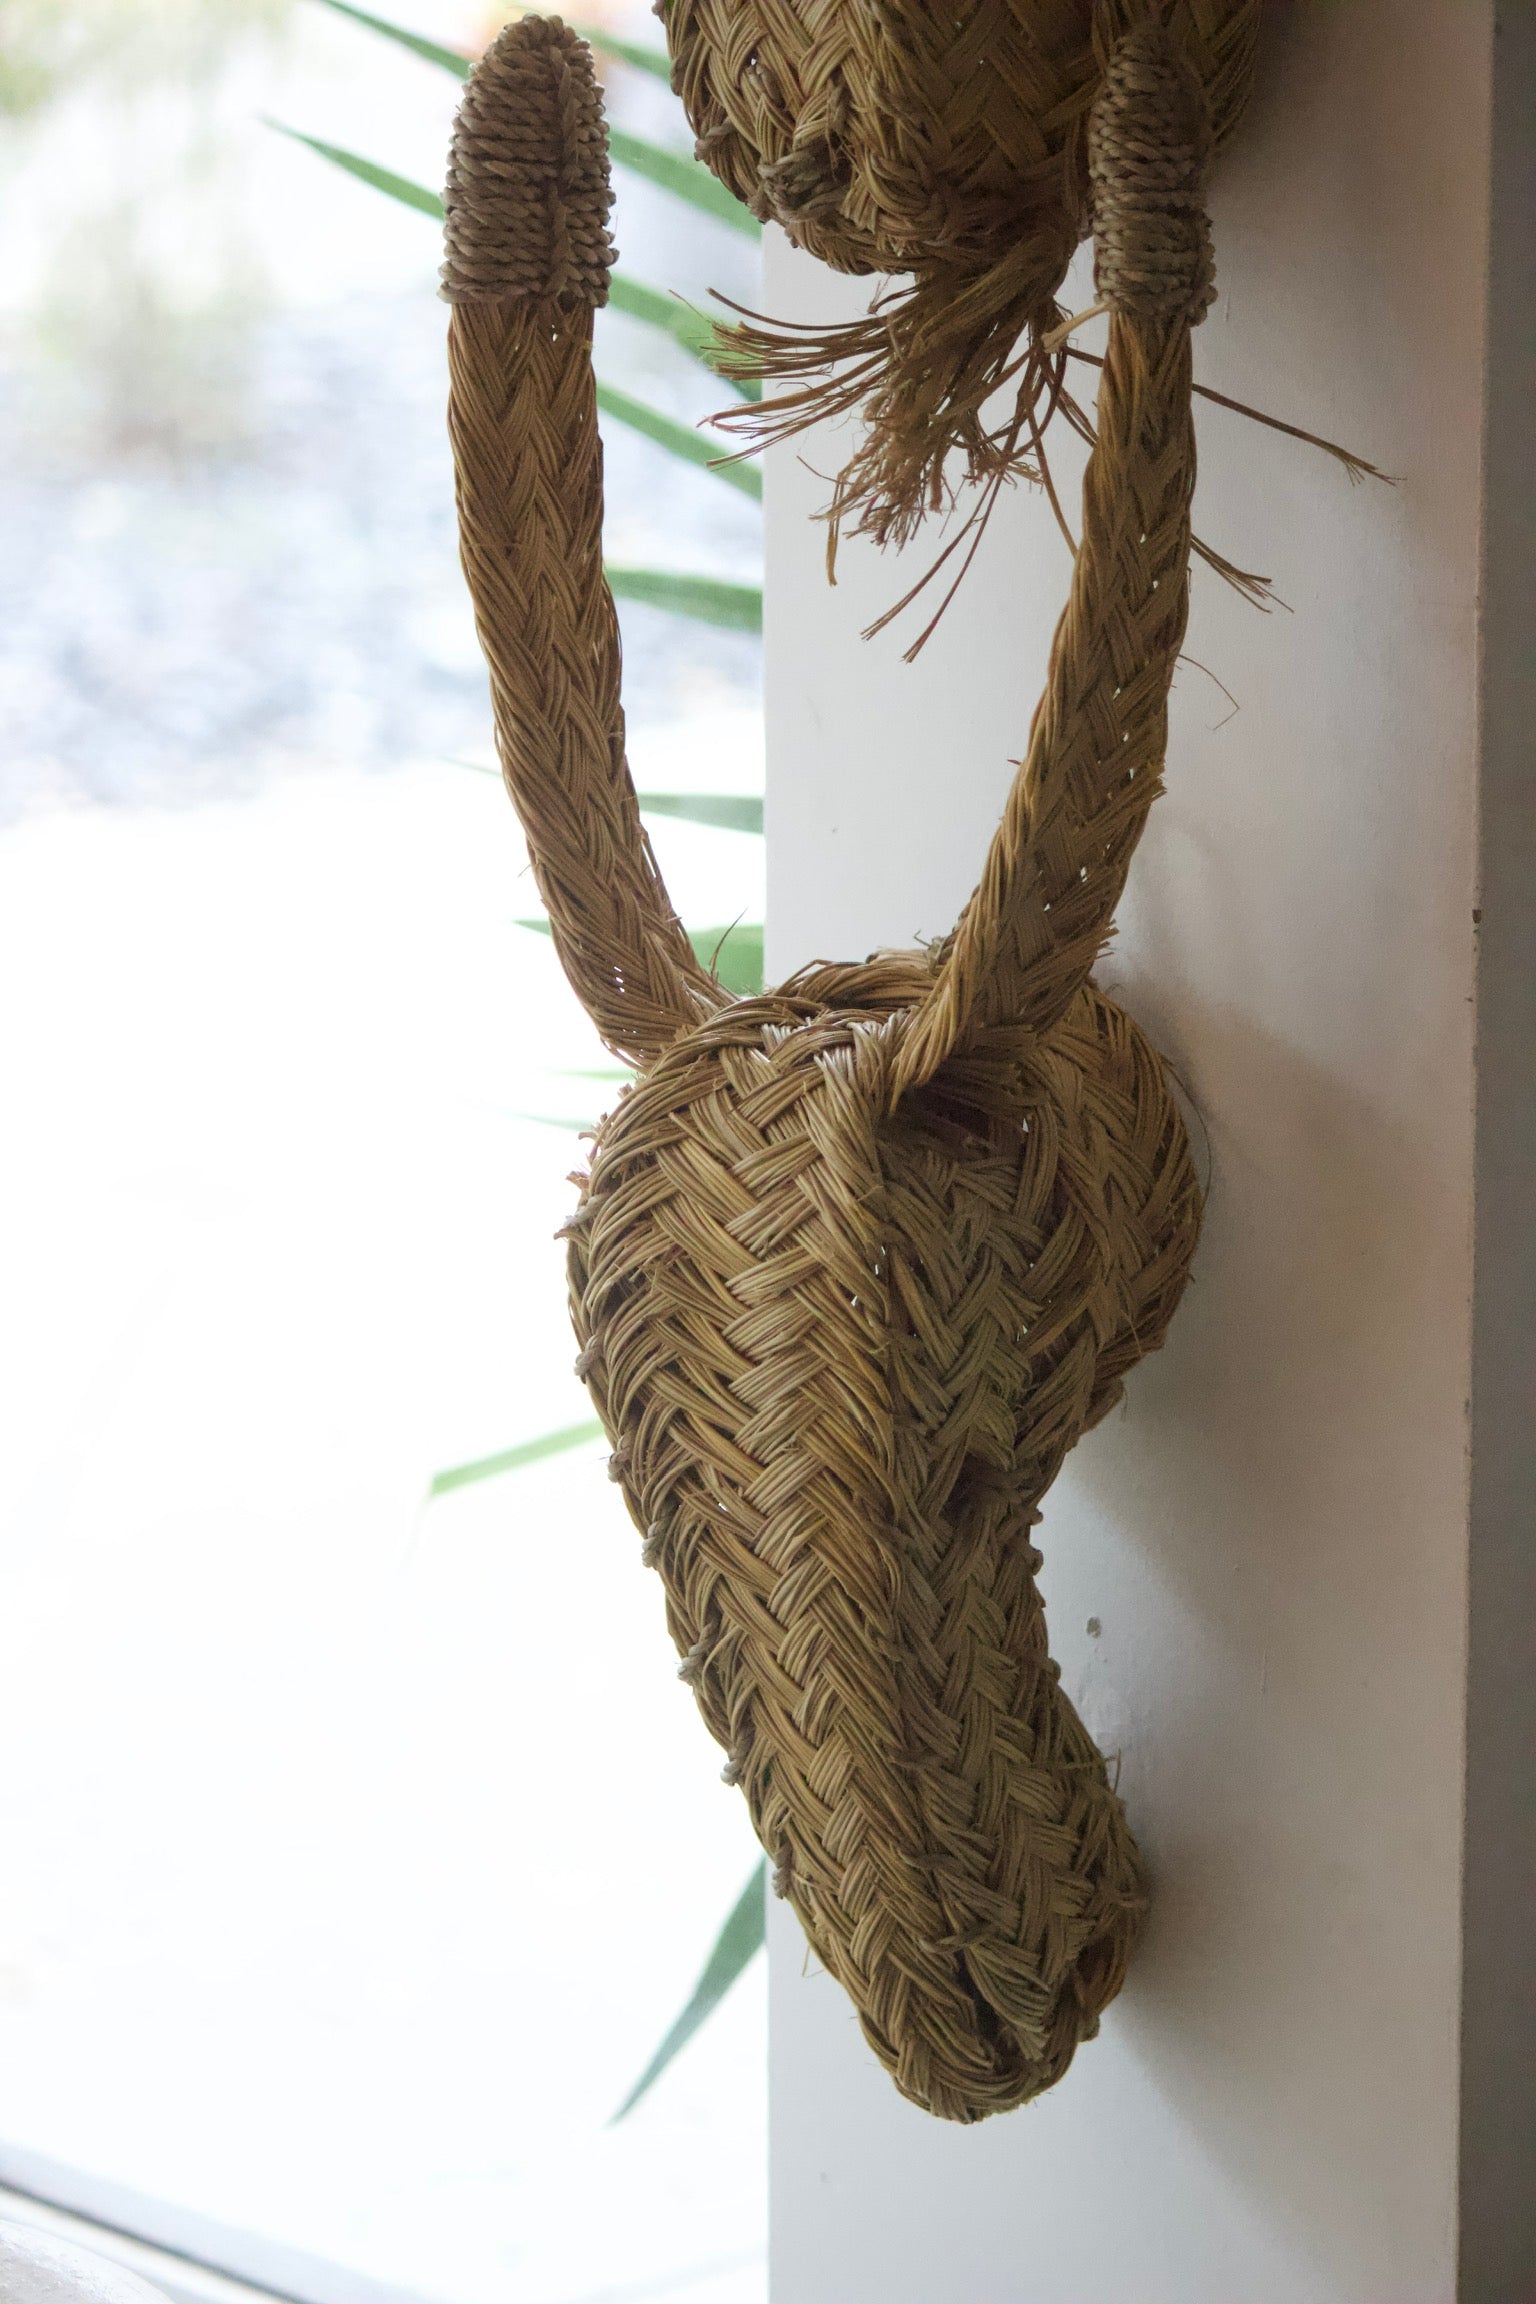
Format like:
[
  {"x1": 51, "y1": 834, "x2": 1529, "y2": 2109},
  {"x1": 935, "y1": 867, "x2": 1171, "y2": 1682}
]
[
  {"x1": 638, "y1": 793, "x2": 764, "y2": 834},
  {"x1": 606, "y1": 124, "x2": 757, "y2": 236},
  {"x1": 268, "y1": 121, "x2": 444, "y2": 217},
  {"x1": 606, "y1": 275, "x2": 754, "y2": 396},
  {"x1": 310, "y1": 0, "x2": 674, "y2": 84},
  {"x1": 606, "y1": 567, "x2": 761, "y2": 632},
  {"x1": 612, "y1": 1863, "x2": 767, "y2": 2121},
  {"x1": 311, "y1": 0, "x2": 470, "y2": 73},
  {"x1": 595, "y1": 382, "x2": 761, "y2": 497},
  {"x1": 429, "y1": 1418, "x2": 604, "y2": 1498},
  {"x1": 574, "y1": 24, "x2": 674, "y2": 81}
]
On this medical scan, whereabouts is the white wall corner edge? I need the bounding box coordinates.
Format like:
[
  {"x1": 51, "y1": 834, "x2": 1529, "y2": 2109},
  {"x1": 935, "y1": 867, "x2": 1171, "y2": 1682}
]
[{"x1": 1462, "y1": 4, "x2": 1536, "y2": 2297}]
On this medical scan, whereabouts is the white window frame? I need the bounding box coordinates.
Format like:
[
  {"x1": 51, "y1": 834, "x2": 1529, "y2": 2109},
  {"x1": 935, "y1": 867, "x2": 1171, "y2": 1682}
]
[{"x1": 0, "y1": 2148, "x2": 430, "y2": 2304}]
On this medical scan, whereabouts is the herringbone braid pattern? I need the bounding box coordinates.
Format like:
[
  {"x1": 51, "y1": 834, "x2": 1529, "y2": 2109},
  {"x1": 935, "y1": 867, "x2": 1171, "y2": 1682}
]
[
  {"x1": 662, "y1": 0, "x2": 1260, "y2": 546},
  {"x1": 447, "y1": 15, "x2": 1209, "y2": 2120}
]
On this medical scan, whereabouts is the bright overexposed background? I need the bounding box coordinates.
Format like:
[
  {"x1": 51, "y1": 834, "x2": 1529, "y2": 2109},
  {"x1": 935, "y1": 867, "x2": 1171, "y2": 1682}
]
[{"x1": 0, "y1": 5, "x2": 765, "y2": 2300}]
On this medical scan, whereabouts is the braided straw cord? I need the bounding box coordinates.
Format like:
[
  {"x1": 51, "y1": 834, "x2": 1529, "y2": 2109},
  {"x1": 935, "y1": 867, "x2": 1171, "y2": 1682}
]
[
  {"x1": 447, "y1": 14, "x2": 1209, "y2": 2120},
  {"x1": 445, "y1": 16, "x2": 719, "y2": 1065}
]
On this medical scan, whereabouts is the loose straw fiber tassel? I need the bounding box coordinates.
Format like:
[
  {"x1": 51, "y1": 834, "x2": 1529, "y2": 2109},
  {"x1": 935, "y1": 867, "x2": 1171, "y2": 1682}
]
[{"x1": 447, "y1": 13, "x2": 1207, "y2": 2124}]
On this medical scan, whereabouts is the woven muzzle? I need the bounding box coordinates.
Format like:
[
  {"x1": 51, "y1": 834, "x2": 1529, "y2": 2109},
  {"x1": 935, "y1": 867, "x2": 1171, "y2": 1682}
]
[{"x1": 446, "y1": 11, "x2": 1212, "y2": 2123}]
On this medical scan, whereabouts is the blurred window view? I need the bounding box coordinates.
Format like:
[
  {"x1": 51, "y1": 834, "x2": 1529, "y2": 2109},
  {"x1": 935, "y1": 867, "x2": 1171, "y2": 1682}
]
[{"x1": 0, "y1": 5, "x2": 765, "y2": 2301}]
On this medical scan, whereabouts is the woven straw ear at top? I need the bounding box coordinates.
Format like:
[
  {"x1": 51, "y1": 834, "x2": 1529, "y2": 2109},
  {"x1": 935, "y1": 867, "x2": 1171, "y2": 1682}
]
[
  {"x1": 449, "y1": 14, "x2": 1214, "y2": 2122},
  {"x1": 444, "y1": 15, "x2": 722, "y2": 1064}
]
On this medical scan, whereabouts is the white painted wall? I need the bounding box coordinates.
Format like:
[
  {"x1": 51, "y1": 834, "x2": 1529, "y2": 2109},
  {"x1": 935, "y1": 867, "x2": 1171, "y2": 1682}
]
[{"x1": 764, "y1": 4, "x2": 1532, "y2": 2298}]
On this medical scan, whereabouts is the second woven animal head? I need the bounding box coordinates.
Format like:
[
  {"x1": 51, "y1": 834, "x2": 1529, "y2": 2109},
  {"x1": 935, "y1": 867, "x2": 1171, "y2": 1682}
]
[
  {"x1": 666, "y1": 0, "x2": 1259, "y2": 546},
  {"x1": 445, "y1": 5, "x2": 1243, "y2": 2122}
]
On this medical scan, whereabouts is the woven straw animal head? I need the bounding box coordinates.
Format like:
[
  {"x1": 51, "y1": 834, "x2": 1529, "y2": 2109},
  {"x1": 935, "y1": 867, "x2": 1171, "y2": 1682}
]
[
  {"x1": 663, "y1": 0, "x2": 1260, "y2": 548},
  {"x1": 445, "y1": 11, "x2": 1215, "y2": 2122}
]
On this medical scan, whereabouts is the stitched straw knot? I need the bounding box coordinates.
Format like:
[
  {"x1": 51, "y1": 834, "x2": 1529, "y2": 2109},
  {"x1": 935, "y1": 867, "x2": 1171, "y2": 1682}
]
[
  {"x1": 442, "y1": 14, "x2": 614, "y2": 307},
  {"x1": 1088, "y1": 22, "x2": 1215, "y2": 325}
]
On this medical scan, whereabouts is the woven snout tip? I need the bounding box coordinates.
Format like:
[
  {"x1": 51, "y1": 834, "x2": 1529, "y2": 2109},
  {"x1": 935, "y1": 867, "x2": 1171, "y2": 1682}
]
[
  {"x1": 441, "y1": 13, "x2": 614, "y2": 307},
  {"x1": 1088, "y1": 21, "x2": 1216, "y2": 326}
]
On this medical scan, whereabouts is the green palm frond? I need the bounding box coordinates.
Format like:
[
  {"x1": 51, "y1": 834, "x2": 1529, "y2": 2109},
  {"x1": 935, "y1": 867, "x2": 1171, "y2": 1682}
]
[
  {"x1": 612, "y1": 1863, "x2": 767, "y2": 2120},
  {"x1": 312, "y1": 0, "x2": 675, "y2": 84},
  {"x1": 604, "y1": 123, "x2": 755, "y2": 235},
  {"x1": 606, "y1": 568, "x2": 761, "y2": 631},
  {"x1": 596, "y1": 381, "x2": 760, "y2": 498},
  {"x1": 572, "y1": 23, "x2": 675, "y2": 81},
  {"x1": 429, "y1": 1418, "x2": 605, "y2": 1497},
  {"x1": 311, "y1": 0, "x2": 471, "y2": 74},
  {"x1": 266, "y1": 121, "x2": 444, "y2": 216},
  {"x1": 639, "y1": 793, "x2": 763, "y2": 834},
  {"x1": 607, "y1": 273, "x2": 756, "y2": 398}
]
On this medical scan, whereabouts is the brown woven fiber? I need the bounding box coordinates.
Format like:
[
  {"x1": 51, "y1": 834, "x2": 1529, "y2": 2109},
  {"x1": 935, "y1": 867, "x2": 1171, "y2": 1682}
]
[
  {"x1": 662, "y1": 0, "x2": 1259, "y2": 550},
  {"x1": 446, "y1": 12, "x2": 1210, "y2": 2122}
]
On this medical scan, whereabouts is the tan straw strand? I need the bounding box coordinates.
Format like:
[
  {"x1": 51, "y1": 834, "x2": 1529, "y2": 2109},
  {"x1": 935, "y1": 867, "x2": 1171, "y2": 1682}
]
[{"x1": 448, "y1": 9, "x2": 1210, "y2": 2123}]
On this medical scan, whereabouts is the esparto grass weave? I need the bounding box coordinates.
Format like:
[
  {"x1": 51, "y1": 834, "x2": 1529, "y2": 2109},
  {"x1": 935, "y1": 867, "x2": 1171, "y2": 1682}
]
[{"x1": 446, "y1": 10, "x2": 1215, "y2": 2122}]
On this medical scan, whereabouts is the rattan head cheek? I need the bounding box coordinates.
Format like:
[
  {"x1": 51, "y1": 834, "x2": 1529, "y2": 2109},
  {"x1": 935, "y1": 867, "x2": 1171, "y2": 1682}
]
[
  {"x1": 660, "y1": 0, "x2": 1261, "y2": 548},
  {"x1": 446, "y1": 12, "x2": 1213, "y2": 2123}
]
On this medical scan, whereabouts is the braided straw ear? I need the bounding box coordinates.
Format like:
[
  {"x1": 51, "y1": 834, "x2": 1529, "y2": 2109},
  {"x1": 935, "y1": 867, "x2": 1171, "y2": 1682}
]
[
  {"x1": 890, "y1": 17, "x2": 1212, "y2": 1100},
  {"x1": 444, "y1": 13, "x2": 721, "y2": 1066},
  {"x1": 449, "y1": 15, "x2": 1213, "y2": 2123}
]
